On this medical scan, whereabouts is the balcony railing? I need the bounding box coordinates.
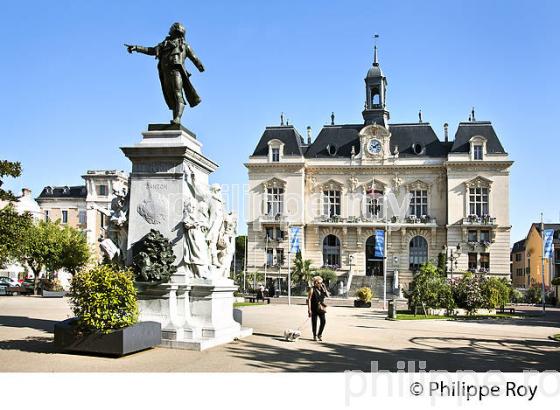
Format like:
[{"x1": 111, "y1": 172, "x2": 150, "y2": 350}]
[
  {"x1": 313, "y1": 215, "x2": 437, "y2": 225},
  {"x1": 258, "y1": 213, "x2": 286, "y2": 223},
  {"x1": 462, "y1": 214, "x2": 496, "y2": 225}
]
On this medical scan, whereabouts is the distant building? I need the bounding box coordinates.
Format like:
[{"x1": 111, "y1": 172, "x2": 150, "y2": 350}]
[
  {"x1": 37, "y1": 170, "x2": 129, "y2": 260},
  {"x1": 511, "y1": 223, "x2": 560, "y2": 288},
  {"x1": 82, "y1": 170, "x2": 129, "y2": 259},
  {"x1": 36, "y1": 185, "x2": 87, "y2": 229},
  {"x1": 245, "y1": 46, "x2": 512, "y2": 295}
]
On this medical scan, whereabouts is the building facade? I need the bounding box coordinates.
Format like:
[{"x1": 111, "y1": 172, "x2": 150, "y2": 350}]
[
  {"x1": 245, "y1": 47, "x2": 513, "y2": 294},
  {"x1": 36, "y1": 170, "x2": 129, "y2": 260},
  {"x1": 511, "y1": 223, "x2": 559, "y2": 288}
]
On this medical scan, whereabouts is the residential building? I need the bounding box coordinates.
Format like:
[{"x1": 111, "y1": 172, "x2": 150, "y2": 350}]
[{"x1": 511, "y1": 223, "x2": 559, "y2": 288}]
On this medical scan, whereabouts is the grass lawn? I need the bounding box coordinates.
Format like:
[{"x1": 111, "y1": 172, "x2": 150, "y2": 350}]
[
  {"x1": 233, "y1": 302, "x2": 266, "y2": 307},
  {"x1": 396, "y1": 310, "x2": 526, "y2": 321}
]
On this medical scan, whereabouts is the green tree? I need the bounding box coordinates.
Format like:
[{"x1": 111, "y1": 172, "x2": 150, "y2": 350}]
[
  {"x1": 59, "y1": 225, "x2": 91, "y2": 274},
  {"x1": 0, "y1": 160, "x2": 22, "y2": 201},
  {"x1": 437, "y1": 252, "x2": 447, "y2": 275},
  {"x1": 291, "y1": 250, "x2": 313, "y2": 286},
  {"x1": 21, "y1": 220, "x2": 90, "y2": 294},
  {"x1": 481, "y1": 277, "x2": 511, "y2": 309},
  {"x1": 0, "y1": 204, "x2": 33, "y2": 267},
  {"x1": 405, "y1": 262, "x2": 455, "y2": 311}
]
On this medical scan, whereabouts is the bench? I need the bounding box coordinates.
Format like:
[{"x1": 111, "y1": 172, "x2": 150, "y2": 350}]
[{"x1": 245, "y1": 295, "x2": 271, "y2": 304}]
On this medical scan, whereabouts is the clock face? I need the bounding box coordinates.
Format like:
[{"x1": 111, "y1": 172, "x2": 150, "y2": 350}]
[{"x1": 367, "y1": 139, "x2": 382, "y2": 155}]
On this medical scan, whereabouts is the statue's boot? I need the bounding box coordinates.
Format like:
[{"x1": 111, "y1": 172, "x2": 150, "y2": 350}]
[{"x1": 172, "y1": 102, "x2": 185, "y2": 124}]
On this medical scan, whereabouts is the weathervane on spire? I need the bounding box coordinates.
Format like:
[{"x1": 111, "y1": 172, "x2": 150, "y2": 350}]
[{"x1": 373, "y1": 33, "x2": 379, "y2": 65}]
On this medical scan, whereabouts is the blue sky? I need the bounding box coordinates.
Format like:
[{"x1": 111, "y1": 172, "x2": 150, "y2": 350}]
[{"x1": 1, "y1": 0, "x2": 559, "y2": 242}]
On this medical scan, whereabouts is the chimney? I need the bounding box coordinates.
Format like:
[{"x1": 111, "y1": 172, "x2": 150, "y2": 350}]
[
  {"x1": 21, "y1": 188, "x2": 31, "y2": 197},
  {"x1": 306, "y1": 126, "x2": 312, "y2": 144},
  {"x1": 444, "y1": 123, "x2": 449, "y2": 142}
]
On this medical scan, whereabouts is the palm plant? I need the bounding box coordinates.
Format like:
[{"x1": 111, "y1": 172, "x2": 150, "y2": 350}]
[{"x1": 291, "y1": 251, "x2": 313, "y2": 287}]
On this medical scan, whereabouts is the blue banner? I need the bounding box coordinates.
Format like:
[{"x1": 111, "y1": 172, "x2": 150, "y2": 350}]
[
  {"x1": 289, "y1": 226, "x2": 301, "y2": 253},
  {"x1": 374, "y1": 229, "x2": 384, "y2": 258},
  {"x1": 544, "y1": 229, "x2": 554, "y2": 259}
]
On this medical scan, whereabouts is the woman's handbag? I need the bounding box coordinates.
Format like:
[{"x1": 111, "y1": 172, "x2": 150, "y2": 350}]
[{"x1": 317, "y1": 301, "x2": 327, "y2": 314}]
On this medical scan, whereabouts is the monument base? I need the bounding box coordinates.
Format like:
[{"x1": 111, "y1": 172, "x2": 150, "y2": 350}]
[{"x1": 137, "y1": 278, "x2": 253, "y2": 351}]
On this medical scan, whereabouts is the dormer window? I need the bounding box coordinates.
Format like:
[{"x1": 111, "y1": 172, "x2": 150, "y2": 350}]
[
  {"x1": 469, "y1": 136, "x2": 487, "y2": 161},
  {"x1": 473, "y1": 144, "x2": 483, "y2": 160},
  {"x1": 267, "y1": 139, "x2": 284, "y2": 163}
]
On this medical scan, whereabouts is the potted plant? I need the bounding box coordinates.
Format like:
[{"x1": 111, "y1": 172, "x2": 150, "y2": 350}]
[
  {"x1": 354, "y1": 287, "x2": 373, "y2": 308},
  {"x1": 41, "y1": 278, "x2": 65, "y2": 298},
  {"x1": 54, "y1": 265, "x2": 161, "y2": 356}
]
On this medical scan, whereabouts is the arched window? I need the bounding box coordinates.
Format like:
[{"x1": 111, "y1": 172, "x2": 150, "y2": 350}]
[
  {"x1": 409, "y1": 236, "x2": 428, "y2": 271},
  {"x1": 323, "y1": 235, "x2": 340, "y2": 268}
]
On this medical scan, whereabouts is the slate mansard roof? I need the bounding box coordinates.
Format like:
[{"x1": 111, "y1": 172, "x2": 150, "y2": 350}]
[
  {"x1": 250, "y1": 121, "x2": 506, "y2": 159},
  {"x1": 37, "y1": 185, "x2": 87, "y2": 199}
]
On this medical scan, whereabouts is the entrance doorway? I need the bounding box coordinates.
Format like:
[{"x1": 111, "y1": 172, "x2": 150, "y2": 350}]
[{"x1": 365, "y1": 235, "x2": 384, "y2": 276}]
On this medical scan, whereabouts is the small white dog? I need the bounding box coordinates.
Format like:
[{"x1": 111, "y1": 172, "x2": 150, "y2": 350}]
[{"x1": 283, "y1": 329, "x2": 302, "y2": 342}]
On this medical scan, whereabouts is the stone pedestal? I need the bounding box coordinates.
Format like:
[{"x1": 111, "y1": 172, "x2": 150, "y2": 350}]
[
  {"x1": 121, "y1": 124, "x2": 218, "y2": 273},
  {"x1": 136, "y1": 279, "x2": 252, "y2": 351},
  {"x1": 123, "y1": 124, "x2": 252, "y2": 350}
]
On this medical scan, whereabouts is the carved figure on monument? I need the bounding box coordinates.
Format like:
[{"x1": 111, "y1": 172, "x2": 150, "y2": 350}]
[
  {"x1": 181, "y1": 198, "x2": 210, "y2": 278},
  {"x1": 215, "y1": 211, "x2": 237, "y2": 278},
  {"x1": 91, "y1": 185, "x2": 130, "y2": 264},
  {"x1": 207, "y1": 183, "x2": 224, "y2": 267},
  {"x1": 125, "y1": 22, "x2": 205, "y2": 125}
]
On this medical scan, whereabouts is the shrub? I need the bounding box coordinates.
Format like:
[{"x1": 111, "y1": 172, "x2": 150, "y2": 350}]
[
  {"x1": 510, "y1": 288, "x2": 524, "y2": 303},
  {"x1": 526, "y1": 285, "x2": 542, "y2": 304},
  {"x1": 481, "y1": 277, "x2": 511, "y2": 308},
  {"x1": 355, "y1": 287, "x2": 373, "y2": 302},
  {"x1": 551, "y1": 277, "x2": 560, "y2": 286},
  {"x1": 42, "y1": 278, "x2": 63, "y2": 292},
  {"x1": 405, "y1": 262, "x2": 455, "y2": 311},
  {"x1": 452, "y1": 272, "x2": 485, "y2": 314},
  {"x1": 70, "y1": 265, "x2": 138, "y2": 333}
]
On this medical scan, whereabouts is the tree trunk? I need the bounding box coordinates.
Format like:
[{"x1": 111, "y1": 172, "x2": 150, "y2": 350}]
[{"x1": 32, "y1": 267, "x2": 41, "y2": 295}]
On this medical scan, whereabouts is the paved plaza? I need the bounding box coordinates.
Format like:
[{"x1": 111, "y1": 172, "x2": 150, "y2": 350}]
[{"x1": 0, "y1": 296, "x2": 559, "y2": 372}]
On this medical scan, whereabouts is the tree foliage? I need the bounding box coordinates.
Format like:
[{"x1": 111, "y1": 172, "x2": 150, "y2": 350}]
[
  {"x1": 0, "y1": 204, "x2": 33, "y2": 267},
  {"x1": 405, "y1": 262, "x2": 455, "y2": 311},
  {"x1": 20, "y1": 220, "x2": 90, "y2": 293},
  {"x1": 481, "y1": 277, "x2": 511, "y2": 309},
  {"x1": 0, "y1": 160, "x2": 22, "y2": 201},
  {"x1": 70, "y1": 265, "x2": 138, "y2": 333},
  {"x1": 291, "y1": 250, "x2": 313, "y2": 286}
]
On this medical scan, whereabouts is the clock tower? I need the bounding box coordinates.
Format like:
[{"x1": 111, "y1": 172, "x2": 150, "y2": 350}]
[{"x1": 362, "y1": 45, "x2": 390, "y2": 127}]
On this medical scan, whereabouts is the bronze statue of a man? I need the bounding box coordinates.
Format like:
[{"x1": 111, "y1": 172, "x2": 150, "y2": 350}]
[{"x1": 125, "y1": 22, "x2": 205, "y2": 125}]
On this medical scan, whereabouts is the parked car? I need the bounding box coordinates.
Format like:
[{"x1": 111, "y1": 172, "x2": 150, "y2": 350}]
[
  {"x1": 0, "y1": 282, "x2": 9, "y2": 296},
  {"x1": 20, "y1": 279, "x2": 36, "y2": 295},
  {"x1": 0, "y1": 276, "x2": 19, "y2": 287}
]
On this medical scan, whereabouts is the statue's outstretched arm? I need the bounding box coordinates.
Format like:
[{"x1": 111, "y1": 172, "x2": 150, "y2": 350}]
[
  {"x1": 186, "y1": 44, "x2": 205, "y2": 72},
  {"x1": 125, "y1": 44, "x2": 158, "y2": 56}
]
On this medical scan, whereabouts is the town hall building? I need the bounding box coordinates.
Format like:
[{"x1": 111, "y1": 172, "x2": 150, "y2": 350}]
[{"x1": 245, "y1": 46, "x2": 513, "y2": 295}]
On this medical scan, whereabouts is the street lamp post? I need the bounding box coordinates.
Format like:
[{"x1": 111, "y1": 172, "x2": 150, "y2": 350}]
[{"x1": 443, "y1": 243, "x2": 461, "y2": 279}]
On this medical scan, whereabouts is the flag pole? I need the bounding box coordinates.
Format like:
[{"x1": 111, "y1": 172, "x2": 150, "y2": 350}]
[
  {"x1": 287, "y1": 224, "x2": 291, "y2": 306},
  {"x1": 541, "y1": 213, "x2": 546, "y2": 315}
]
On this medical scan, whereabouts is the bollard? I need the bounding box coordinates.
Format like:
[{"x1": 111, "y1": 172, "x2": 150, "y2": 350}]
[{"x1": 387, "y1": 299, "x2": 397, "y2": 320}]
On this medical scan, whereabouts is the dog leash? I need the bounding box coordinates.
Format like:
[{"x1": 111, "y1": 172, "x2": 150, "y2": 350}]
[{"x1": 296, "y1": 317, "x2": 310, "y2": 332}]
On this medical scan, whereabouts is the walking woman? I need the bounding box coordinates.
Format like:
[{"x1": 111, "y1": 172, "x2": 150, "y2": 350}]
[{"x1": 307, "y1": 276, "x2": 330, "y2": 341}]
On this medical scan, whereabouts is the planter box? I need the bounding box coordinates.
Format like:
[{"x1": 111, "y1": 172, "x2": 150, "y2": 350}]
[
  {"x1": 42, "y1": 290, "x2": 65, "y2": 298},
  {"x1": 354, "y1": 300, "x2": 371, "y2": 308},
  {"x1": 54, "y1": 318, "x2": 161, "y2": 356}
]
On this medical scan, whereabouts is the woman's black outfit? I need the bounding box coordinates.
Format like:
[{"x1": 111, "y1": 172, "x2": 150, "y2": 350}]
[{"x1": 309, "y1": 286, "x2": 327, "y2": 338}]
